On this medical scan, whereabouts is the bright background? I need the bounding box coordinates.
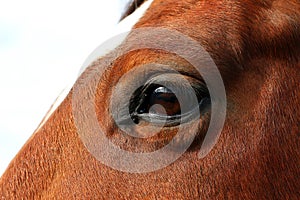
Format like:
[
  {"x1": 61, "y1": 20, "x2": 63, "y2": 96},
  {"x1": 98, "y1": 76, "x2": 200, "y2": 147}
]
[{"x1": 0, "y1": 0, "x2": 130, "y2": 176}]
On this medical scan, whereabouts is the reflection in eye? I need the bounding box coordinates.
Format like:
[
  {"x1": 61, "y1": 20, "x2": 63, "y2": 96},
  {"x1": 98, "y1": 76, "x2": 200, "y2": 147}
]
[
  {"x1": 138, "y1": 86, "x2": 181, "y2": 116},
  {"x1": 129, "y1": 75, "x2": 210, "y2": 126}
]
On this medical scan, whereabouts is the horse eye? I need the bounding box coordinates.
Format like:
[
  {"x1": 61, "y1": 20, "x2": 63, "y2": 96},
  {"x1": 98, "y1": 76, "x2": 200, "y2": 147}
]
[
  {"x1": 129, "y1": 81, "x2": 210, "y2": 126},
  {"x1": 138, "y1": 86, "x2": 181, "y2": 116}
]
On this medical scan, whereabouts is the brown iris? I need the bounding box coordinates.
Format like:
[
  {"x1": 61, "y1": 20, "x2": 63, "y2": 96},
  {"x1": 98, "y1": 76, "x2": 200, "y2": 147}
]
[
  {"x1": 130, "y1": 84, "x2": 182, "y2": 125},
  {"x1": 147, "y1": 86, "x2": 180, "y2": 116}
]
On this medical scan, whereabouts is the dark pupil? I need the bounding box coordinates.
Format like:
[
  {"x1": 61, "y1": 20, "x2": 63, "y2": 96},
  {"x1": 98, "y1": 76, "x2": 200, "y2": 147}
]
[
  {"x1": 137, "y1": 86, "x2": 181, "y2": 116},
  {"x1": 149, "y1": 87, "x2": 180, "y2": 116}
]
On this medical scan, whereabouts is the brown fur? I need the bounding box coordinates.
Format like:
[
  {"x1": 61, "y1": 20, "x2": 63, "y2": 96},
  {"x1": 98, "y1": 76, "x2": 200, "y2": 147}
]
[{"x1": 1, "y1": 0, "x2": 299, "y2": 199}]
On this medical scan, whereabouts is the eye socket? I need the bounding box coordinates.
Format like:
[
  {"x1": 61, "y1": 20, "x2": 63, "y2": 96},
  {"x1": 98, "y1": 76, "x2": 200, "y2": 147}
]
[{"x1": 129, "y1": 76, "x2": 210, "y2": 126}]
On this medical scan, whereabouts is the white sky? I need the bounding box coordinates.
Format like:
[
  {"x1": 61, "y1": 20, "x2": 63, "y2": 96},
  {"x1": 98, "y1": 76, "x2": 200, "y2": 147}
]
[{"x1": 0, "y1": 0, "x2": 131, "y2": 176}]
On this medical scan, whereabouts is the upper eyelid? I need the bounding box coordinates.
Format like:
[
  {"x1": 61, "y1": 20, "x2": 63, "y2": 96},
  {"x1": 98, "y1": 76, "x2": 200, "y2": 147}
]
[
  {"x1": 126, "y1": 64, "x2": 205, "y2": 85},
  {"x1": 141, "y1": 74, "x2": 207, "y2": 95}
]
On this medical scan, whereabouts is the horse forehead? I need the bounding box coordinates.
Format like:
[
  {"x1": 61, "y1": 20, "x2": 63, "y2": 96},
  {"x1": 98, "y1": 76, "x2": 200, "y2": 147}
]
[
  {"x1": 125, "y1": 0, "x2": 244, "y2": 72},
  {"x1": 131, "y1": 0, "x2": 299, "y2": 63},
  {"x1": 134, "y1": 0, "x2": 247, "y2": 44}
]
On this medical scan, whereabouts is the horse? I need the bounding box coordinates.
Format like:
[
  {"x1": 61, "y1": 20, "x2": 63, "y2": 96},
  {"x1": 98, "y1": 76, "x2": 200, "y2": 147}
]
[{"x1": 1, "y1": 0, "x2": 299, "y2": 199}]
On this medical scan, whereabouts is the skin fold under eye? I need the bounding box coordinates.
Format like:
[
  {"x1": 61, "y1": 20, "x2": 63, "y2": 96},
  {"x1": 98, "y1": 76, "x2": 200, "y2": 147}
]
[{"x1": 128, "y1": 74, "x2": 210, "y2": 126}]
